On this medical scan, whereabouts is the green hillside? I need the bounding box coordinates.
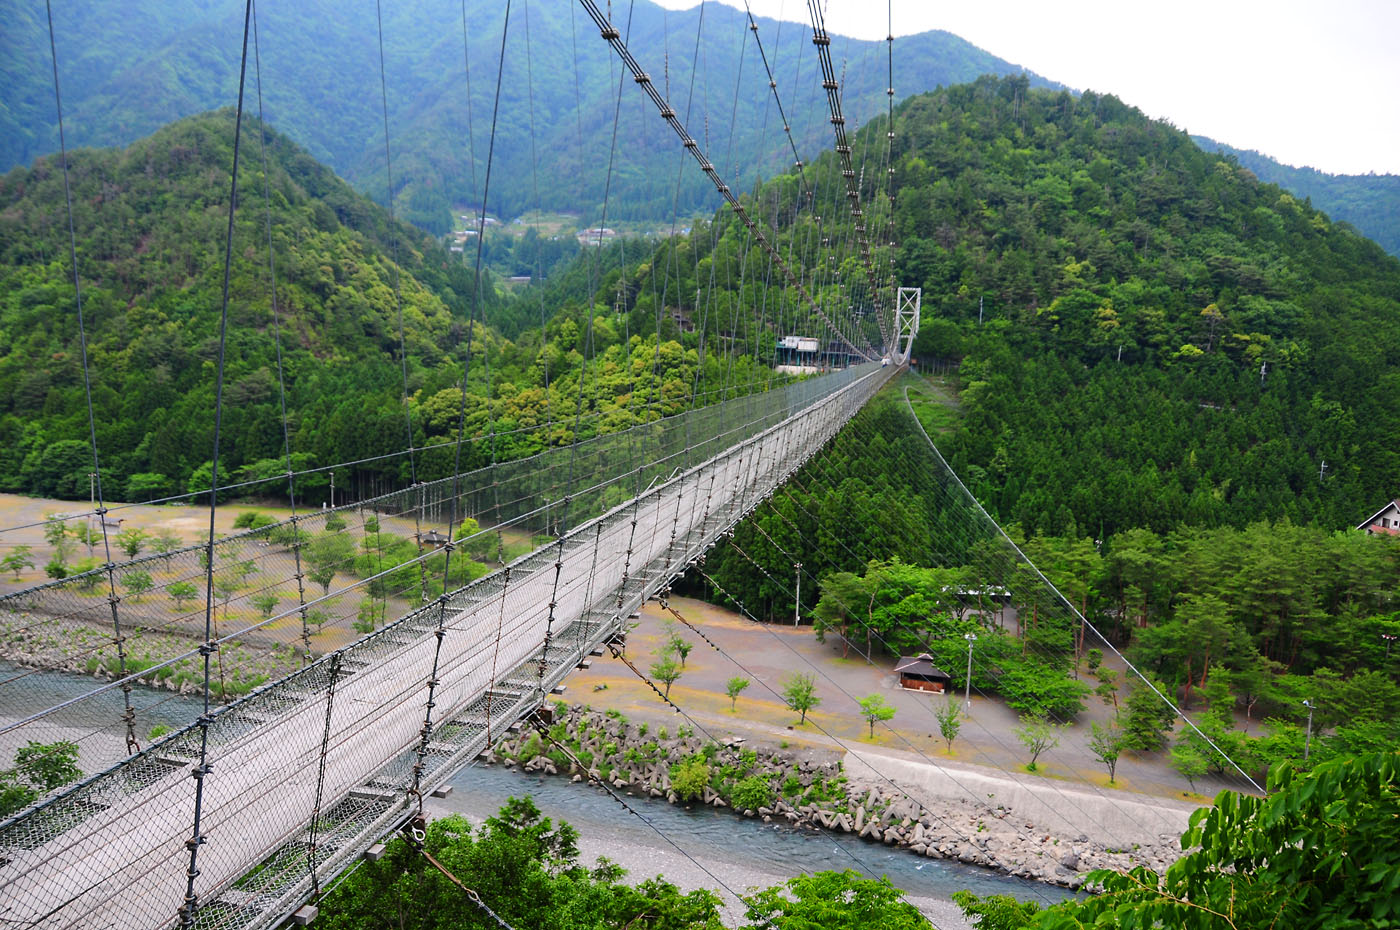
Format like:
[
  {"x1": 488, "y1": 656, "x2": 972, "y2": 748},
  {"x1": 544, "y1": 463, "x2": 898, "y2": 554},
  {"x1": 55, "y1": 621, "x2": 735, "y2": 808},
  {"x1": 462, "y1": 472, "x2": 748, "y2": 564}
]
[
  {"x1": 888, "y1": 78, "x2": 1400, "y2": 534},
  {"x1": 578, "y1": 75, "x2": 1400, "y2": 536},
  {"x1": 2, "y1": 0, "x2": 1055, "y2": 232},
  {"x1": 0, "y1": 111, "x2": 787, "y2": 503},
  {"x1": 0, "y1": 110, "x2": 480, "y2": 501},
  {"x1": 1193, "y1": 135, "x2": 1400, "y2": 258}
]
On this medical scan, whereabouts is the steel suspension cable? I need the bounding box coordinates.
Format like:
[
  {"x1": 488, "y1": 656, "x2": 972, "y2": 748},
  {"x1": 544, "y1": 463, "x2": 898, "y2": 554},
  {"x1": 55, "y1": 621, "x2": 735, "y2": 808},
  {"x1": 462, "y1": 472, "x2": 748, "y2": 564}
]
[
  {"x1": 521, "y1": 0, "x2": 554, "y2": 457},
  {"x1": 805, "y1": 1, "x2": 891, "y2": 353},
  {"x1": 374, "y1": 0, "x2": 426, "y2": 556},
  {"x1": 250, "y1": 0, "x2": 312, "y2": 665},
  {"x1": 42, "y1": 0, "x2": 141, "y2": 758},
  {"x1": 415, "y1": 0, "x2": 514, "y2": 804},
  {"x1": 457, "y1": 9, "x2": 511, "y2": 571},
  {"x1": 577, "y1": 0, "x2": 869, "y2": 360},
  {"x1": 180, "y1": 1, "x2": 252, "y2": 923},
  {"x1": 743, "y1": 1, "x2": 813, "y2": 204}
]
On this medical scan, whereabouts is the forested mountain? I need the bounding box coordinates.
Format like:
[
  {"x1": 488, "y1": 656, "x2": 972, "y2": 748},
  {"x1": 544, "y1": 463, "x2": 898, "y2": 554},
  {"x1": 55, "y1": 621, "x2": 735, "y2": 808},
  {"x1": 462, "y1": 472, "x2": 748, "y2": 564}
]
[
  {"x1": 678, "y1": 79, "x2": 1400, "y2": 768},
  {"x1": 887, "y1": 78, "x2": 1400, "y2": 535},
  {"x1": 0, "y1": 111, "x2": 777, "y2": 503},
  {"x1": 0, "y1": 110, "x2": 476, "y2": 501},
  {"x1": 1194, "y1": 135, "x2": 1400, "y2": 257},
  {"x1": 9, "y1": 71, "x2": 1400, "y2": 539},
  {"x1": 2, "y1": 0, "x2": 1054, "y2": 232}
]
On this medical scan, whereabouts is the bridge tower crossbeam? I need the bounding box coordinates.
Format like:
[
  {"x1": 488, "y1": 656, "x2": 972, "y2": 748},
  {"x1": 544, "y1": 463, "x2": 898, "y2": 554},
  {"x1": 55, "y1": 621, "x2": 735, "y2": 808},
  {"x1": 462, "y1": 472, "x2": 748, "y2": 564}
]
[{"x1": 892, "y1": 286, "x2": 921, "y2": 364}]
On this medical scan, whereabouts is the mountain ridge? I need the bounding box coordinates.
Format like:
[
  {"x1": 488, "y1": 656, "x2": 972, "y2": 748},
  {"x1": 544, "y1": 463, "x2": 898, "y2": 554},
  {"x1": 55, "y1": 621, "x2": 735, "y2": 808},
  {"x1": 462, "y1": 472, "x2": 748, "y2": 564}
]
[
  {"x1": 2, "y1": 0, "x2": 1058, "y2": 231},
  {"x1": 1191, "y1": 134, "x2": 1400, "y2": 257}
]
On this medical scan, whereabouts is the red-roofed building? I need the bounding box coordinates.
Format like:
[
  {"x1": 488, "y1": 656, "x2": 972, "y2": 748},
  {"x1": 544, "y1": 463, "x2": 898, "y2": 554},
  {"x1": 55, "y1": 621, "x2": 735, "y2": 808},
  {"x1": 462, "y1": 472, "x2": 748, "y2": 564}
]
[{"x1": 1357, "y1": 500, "x2": 1400, "y2": 536}]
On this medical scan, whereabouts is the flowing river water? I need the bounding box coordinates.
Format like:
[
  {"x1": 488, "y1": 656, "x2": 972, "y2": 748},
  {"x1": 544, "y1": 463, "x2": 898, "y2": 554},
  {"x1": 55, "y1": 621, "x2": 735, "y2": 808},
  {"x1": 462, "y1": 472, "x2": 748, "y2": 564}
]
[{"x1": 3, "y1": 661, "x2": 1072, "y2": 928}]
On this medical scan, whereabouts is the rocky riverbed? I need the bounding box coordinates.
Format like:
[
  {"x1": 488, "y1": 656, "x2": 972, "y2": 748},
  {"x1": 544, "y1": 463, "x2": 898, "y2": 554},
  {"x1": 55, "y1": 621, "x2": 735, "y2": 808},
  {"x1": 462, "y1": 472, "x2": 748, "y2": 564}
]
[
  {"x1": 0, "y1": 609, "x2": 300, "y2": 699},
  {"x1": 486, "y1": 704, "x2": 1187, "y2": 888}
]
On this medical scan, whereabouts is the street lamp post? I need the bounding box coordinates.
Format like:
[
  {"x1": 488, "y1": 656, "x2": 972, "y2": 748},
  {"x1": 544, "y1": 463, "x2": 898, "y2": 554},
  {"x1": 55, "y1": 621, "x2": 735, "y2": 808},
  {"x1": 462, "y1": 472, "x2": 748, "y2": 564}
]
[
  {"x1": 794, "y1": 563, "x2": 802, "y2": 627},
  {"x1": 1302, "y1": 699, "x2": 1315, "y2": 760},
  {"x1": 963, "y1": 632, "x2": 977, "y2": 713},
  {"x1": 1382, "y1": 633, "x2": 1396, "y2": 658}
]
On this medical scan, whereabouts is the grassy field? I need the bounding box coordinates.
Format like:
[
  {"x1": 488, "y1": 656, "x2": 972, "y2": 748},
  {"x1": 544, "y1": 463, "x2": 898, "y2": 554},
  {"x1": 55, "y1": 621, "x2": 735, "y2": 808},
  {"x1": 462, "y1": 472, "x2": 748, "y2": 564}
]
[
  {"x1": 502, "y1": 210, "x2": 582, "y2": 237},
  {"x1": 905, "y1": 373, "x2": 963, "y2": 435}
]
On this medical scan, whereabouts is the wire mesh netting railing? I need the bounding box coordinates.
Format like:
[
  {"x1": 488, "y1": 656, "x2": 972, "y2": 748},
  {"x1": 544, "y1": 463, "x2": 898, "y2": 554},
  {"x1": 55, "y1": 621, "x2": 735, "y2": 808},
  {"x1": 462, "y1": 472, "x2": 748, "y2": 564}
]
[{"x1": 0, "y1": 365, "x2": 874, "y2": 779}]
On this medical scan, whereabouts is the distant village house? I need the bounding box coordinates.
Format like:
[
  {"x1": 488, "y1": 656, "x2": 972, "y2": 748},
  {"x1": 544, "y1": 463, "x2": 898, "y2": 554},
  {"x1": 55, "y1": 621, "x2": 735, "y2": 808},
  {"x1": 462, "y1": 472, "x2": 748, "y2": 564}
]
[
  {"x1": 1357, "y1": 499, "x2": 1400, "y2": 536},
  {"x1": 577, "y1": 226, "x2": 617, "y2": 246}
]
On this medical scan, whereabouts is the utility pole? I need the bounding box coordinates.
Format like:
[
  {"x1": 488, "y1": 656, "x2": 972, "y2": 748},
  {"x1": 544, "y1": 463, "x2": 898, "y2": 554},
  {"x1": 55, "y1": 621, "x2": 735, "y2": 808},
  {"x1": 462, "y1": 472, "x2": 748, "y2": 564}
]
[
  {"x1": 963, "y1": 632, "x2": 977, "y2": 713},
  {"x1": 1319, "y1": 461, "x2": 1328, "y2": 482},
  {"x1": 978, "y1": 296, "x2": 984, "y2": 326},
  {"x1": 1259, "y1": 361, "x2": 1268, "y2": 386},
  {"x1": 1382, "y1": 633, "x2": 1396, "y2": 658},
  {"x1": 329, "y1": 471, "x2": 335, "y2": 509},
  {"x1": 1302, "y1": 699, "x2": 1315, "y2": 760},
  {"x1": 87, "y1": 472, "x2": 96, "y2": 558},
  {"x1": 794, "y1": 563, "x2": 802, "y2": 627}
]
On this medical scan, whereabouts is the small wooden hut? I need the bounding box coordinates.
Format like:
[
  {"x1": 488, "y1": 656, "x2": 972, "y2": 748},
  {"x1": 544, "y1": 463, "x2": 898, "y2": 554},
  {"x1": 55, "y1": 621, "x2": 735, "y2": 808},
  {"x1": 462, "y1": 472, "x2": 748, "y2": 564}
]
[{"x1": 894, "y1": 654, "x2": 953, "y2": 693}]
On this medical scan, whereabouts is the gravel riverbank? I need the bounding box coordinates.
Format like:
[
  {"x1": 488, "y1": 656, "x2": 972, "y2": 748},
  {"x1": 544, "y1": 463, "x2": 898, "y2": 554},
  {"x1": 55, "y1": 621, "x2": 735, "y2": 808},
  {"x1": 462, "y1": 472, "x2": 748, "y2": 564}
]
[{"x1": 489, "y1": 705, "x2": 1193, "y2": 890}]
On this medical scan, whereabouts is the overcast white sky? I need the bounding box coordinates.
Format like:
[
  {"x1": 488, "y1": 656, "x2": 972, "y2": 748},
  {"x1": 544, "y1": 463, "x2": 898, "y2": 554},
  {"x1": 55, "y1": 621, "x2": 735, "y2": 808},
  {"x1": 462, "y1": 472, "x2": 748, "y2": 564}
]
[{"x1": 652, "y1": 0, "x2": 1400, "y2": 176}]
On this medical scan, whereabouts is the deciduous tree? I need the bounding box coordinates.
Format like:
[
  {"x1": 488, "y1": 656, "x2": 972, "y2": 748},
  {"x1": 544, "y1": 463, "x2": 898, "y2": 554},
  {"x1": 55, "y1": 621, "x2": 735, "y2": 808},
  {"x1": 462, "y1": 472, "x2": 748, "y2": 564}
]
[
  {"x1": 725, "y1": 676, "x2": 749, "y2": 711},
  {"x1": 782, "y1": 673, "x2": 820, "y2": 724},
  {"x1": 858, "y1": 694, "x2": 896, "y2": 738}
]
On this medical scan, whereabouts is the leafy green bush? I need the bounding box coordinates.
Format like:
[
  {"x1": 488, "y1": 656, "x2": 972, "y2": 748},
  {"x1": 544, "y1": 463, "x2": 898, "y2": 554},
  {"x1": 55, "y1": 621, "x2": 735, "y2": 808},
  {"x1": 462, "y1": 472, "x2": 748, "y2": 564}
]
[
  {"x1": 730, "y1": 774, "x2": 772, "y2": 811},
  {"x1": 669, "y1": 755, "x2": 711, "y2": 801},
  {"x1": 0, "y1": 741, "x2": 82, "y2": 818},
  {"x1": 233, "y1": 511, "x2": 276, "y2": 532}
]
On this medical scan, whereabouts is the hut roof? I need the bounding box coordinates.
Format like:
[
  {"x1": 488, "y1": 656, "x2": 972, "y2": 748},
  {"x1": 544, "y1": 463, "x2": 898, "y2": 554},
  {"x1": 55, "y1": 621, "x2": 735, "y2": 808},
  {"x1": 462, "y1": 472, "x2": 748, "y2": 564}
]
[{"x1": 894, "y1": 654, "x2": 951, "y2": 679}]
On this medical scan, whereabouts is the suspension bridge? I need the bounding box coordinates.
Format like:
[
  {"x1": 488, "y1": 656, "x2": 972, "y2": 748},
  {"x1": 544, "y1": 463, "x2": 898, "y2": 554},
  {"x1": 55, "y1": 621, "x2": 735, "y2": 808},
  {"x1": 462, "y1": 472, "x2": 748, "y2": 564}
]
[
  {"x1": 1, "y1": 359, "x2": 895, "y2": 930},
  {"x1": 0, "y1": 1, "x2": 1258, "y2": 928}
]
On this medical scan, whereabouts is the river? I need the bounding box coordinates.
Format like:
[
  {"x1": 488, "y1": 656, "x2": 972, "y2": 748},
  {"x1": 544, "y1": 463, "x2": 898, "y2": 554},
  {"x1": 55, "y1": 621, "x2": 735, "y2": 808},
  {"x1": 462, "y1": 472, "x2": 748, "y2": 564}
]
[{"x1": 429, "y1": 762, "x2": 1072, "y2": 928}]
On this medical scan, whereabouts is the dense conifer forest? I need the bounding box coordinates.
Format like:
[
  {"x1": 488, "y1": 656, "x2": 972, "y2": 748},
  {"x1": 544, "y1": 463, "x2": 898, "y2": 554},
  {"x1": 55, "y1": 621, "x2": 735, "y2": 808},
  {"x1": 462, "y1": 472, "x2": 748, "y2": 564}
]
[{"x1": 890, "y1": 78, "x2": 1400, "y2": 534}]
